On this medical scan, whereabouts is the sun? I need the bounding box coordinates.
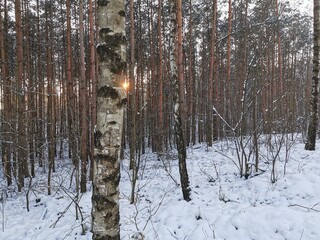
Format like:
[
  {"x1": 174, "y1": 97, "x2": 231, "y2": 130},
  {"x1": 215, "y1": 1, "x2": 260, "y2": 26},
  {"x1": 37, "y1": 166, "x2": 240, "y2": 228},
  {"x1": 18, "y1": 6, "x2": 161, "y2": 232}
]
[{"x1": 123, "y1": 82, "x2": 129, "y2": 91}]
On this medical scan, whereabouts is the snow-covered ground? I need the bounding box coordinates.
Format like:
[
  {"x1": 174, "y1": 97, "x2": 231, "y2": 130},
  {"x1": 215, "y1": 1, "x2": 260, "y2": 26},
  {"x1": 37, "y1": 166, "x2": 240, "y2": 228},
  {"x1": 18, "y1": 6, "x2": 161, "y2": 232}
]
[{"x1": 1, "y1": 136, "x2": 320, "y2": 240}]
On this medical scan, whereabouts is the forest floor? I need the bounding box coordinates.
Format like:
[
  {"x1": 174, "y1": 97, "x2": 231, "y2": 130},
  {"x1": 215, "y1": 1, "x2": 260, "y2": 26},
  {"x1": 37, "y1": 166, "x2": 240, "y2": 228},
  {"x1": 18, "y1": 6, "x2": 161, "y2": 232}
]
[{"x1": 1, "y1": 134, "x2": 320, "y2": 240}]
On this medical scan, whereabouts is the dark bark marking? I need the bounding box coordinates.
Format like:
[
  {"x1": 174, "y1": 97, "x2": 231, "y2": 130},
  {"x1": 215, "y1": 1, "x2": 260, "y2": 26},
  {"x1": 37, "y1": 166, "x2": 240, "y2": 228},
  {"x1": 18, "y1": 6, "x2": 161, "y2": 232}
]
[
  {"x1": 92, "y1": 194, "x2": 116, "y2": 211},
  {"x1": 100, "y1": 28, "x2": 113, "y2": 40},
  {"x1": 104, "y1": 212, "x2": 120, "y2": 223},
  {"x1": 94, "y1": 130, "x2": 103, "y2": 148},
  {"x1": 116, "y1": 98, "x2": 127, "y2": 108},
  {"x1": 97, "y1": 33, "x2": 126, "y2": 75},
  {"x1": 97, "y1": 0, "x2": 109, "y2": 6},
  {"x1": 97, "y1": 86, "x2": 119, "y2": 99},
  {"x1": 118, "y1": 10, "x2": 125, "y2": 17},
  {"x1": 96, "y1": 43, "x2": 126, "y2": 74},
  {"x1": 110, "y1": 61, "x2": 126, "y2": 75},
  {"x1": 101, "y1": 33, "x2": 125, "y2": 48},
  {"x1": 96, "y1": 44, "x2": 109, "y2": 62},
  {"x1": 96, "y1": 154, "x2": 118, "y2": 164},
  {"x1": 93, "y1": 235, "x2": 119, "y2": 240},
  {"x1": 102, "y1": 170, "x2": 119, "y2": 183},
  {"x1": 104, "y1": 211, "x2": 119, "y2": 226}
]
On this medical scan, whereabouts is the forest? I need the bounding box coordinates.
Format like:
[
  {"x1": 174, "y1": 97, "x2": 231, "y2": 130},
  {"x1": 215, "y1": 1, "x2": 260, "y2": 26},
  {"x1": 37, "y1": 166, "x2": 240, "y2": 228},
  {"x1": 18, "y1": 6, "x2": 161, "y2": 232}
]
[{"x1": 0, "y1": 0, "x2": 318, "y2": 239}]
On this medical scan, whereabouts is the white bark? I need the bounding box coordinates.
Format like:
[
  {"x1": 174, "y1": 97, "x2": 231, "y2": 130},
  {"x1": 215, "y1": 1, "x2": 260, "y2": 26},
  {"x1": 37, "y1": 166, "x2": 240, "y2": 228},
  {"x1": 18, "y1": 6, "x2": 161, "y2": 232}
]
[{"x1": 92, "y1": 0, "x2": 126, "y2": 239}]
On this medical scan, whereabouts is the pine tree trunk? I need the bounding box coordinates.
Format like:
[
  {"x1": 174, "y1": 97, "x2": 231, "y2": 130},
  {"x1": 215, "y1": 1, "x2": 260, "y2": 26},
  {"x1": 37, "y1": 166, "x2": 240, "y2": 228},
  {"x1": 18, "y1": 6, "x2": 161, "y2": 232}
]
[
  {"x1": 0, "y1": 0, "x2": 12, "y2": 186},
  {"x1": 226, "y1": 0, "x2": 232, "y2": 124},
  {"x1": 129, "y1": 0, "x2": 138, "y2": 204},
  {"x1": 15, "y1": 0, "x2": 28, "y2": 192},
  {"x1": 158, "y1": 0, "x2": 164, "y2": 150},
  {"x1": 24, "y1": 0, "x2": 35, "y2": 178},
  {"x1": 305, "y1": 0, "x2": 320, "y2": 150},
  {"x1": 66, "y1": 0, "x2": 75, "y2": 164},
  {"x1": 45, "y1": 3, "x2": 55, "y2": 195},
  {"x1": 207, "y1": 0, "x2": 217, "y2": 146},
  {"x1": 92, "y1": 0, "x2": 126, "y2": 239},
  {"x1": 36, "y1": 0, "x2": 44, "y2": 168}
]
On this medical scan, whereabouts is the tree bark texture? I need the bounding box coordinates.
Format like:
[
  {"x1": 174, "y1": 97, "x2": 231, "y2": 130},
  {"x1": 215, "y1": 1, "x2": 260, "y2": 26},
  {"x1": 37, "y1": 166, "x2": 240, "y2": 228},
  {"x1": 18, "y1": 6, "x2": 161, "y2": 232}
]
[
  {"x1": 305, "y1": 0, "x2": 320, "y2": 150},
  {"x1": 92, "y1": 0, "x2": 126, "y2": 239},
  {"x1": 15, "y1": 0, "x2": 28, "y2": 192},
  {"x1": 207, "y1": 0, "x2": 217, "y2": 146},
  {"x1": 0, "y1": 0, "x2": 12, "y2": 186},
  {"x1": 89, "y1": 0, "x2": 96, "y2": 182},
  {"x1": 79, "y1": 0, "x2": 88, "y2": 193},
  {"x1": 169, "y1": 0, "x2": 191, "y2": 202},
  {"x1": 129, "y1": 0, "x2": 138, "y2": 204}
]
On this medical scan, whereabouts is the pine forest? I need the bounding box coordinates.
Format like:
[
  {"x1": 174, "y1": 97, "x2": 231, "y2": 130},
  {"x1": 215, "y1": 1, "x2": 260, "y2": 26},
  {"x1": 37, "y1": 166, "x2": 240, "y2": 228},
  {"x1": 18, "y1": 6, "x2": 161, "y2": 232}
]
[{"x1": 0, "y1": 0, "x2": 319, "y2": 239}]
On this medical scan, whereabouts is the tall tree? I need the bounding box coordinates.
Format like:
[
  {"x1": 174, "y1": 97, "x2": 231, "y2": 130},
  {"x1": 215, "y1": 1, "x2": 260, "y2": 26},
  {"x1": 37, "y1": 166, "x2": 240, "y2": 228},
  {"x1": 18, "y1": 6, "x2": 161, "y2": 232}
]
[
  {"x1": 129, "y1": 0, "x2": 138, "y2": 204},
  {"x1": 177, "y1": 0, "x2": 186, "y2": 136},
  {"x1": 45, "y1": 1, "x2": 55, "y2": 195},
  {"x1": 66, "y1": 0, "x2": 76, "y2": 165},
  {"x1": 305, "y1": 0, "x2": 320, "y2": 150},
  {"x1": 207, "y1": 0, "x2": 217, "y2": 146},
  {"x1": 0, "y1": 0, "x2": 12, "y2": 186},
  {"x1": 226, "y1": 0, "x2": 232, "y2": 123},
  {"x1": 36, "y1": 0, "x2": 45, "y2": 168},
  {"x1": 158, "y1": 0, "x2": 164, "y2": 150},
  {"x1": 170, "y1": 0, "x2": 191, "y2": 201},
  {"x1": 15, "y1": 0, "x2": 28, "y2": 192},
  {"x1": 88, "y1": 0, "x2": 96, "y2": 181},
  {"x1": 92, "y1": 0, "x2": 127, "y2": 239},
  {"x1": 79, "y1": 0, "x2": 88, "y2": 193}
]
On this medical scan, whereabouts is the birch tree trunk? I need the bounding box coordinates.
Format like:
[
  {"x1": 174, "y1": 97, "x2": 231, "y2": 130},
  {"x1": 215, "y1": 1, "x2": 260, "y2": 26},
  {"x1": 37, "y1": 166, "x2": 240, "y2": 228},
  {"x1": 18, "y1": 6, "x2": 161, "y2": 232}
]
[
  {"x1": 88, "y1": 0, "x2": 96, "y2": 182},
  {"x1": 169, "y1": 0, "x2": 191, "y2": 202},
  {"x1": 79, "y1": 0, "x2": 88, "y2": 193},
  {"x1": 92, "y1": 0, "x2": 126, "y2": 239},
  {"x1": 305, "y1": 0, "x2": 320, "y2": 150}
]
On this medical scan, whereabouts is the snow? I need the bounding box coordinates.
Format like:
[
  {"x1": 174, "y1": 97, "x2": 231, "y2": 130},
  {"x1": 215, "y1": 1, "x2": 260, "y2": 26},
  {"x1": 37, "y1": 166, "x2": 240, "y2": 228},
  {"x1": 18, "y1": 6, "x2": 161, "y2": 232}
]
[
  {"x1": 288, "y1": 0, "x2": 312, "y2": 16},
  {"x1": 1, "y1": 136, "x2": 320, "y2": 239}
]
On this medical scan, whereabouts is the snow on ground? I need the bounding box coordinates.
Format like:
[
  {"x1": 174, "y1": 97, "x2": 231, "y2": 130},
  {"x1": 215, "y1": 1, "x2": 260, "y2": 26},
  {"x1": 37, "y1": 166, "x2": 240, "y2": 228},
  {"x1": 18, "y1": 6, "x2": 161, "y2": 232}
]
[{"x1": 1, "y1": 136, "x2": 320, "y2": 240}]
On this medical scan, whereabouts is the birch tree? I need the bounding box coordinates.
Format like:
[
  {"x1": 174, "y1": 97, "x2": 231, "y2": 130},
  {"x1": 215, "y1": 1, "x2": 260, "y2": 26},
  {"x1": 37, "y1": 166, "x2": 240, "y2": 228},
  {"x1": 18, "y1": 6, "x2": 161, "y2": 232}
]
[
  {"x1": 92, "y1": 0, "x2": 127, "y2": 239},
  {"x1": 170, "y1": 0, "x2": 191, "y2": 202},
  {"x1": 305, "y1": 0, "x2": 320, "y2": 150},
  {"x1": 79, "y1": 0, "x2": 88, "y2": 193}
]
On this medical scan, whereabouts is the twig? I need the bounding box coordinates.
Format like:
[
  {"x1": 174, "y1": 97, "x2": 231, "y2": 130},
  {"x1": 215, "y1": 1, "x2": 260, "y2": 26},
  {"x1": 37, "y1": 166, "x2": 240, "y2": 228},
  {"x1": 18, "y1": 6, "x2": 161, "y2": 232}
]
[
  {"x1": 300, "y1": 229, "x2": 304, "y2": 240},
  {"x1": 142, "y1": 191, "x2": 168, "y2": 231},
  {"x1": 50, "y1": 200, "x2": 73, "y2": 228},
  {"x1": 166, "y1": 228, "x2": 179, "y2": 240},
  {"x1": 199, "y1": 168, "x2": 216, "y2": 182},
  {"x1": 41, "y1": 208, "x2": 48, "y2": 220},
  {"x1": 159, "y1": 157, "x2": 179, "y2": 187},
  {"x1": 288, "y1": 203, "x2": 320, "y2": 212}
]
